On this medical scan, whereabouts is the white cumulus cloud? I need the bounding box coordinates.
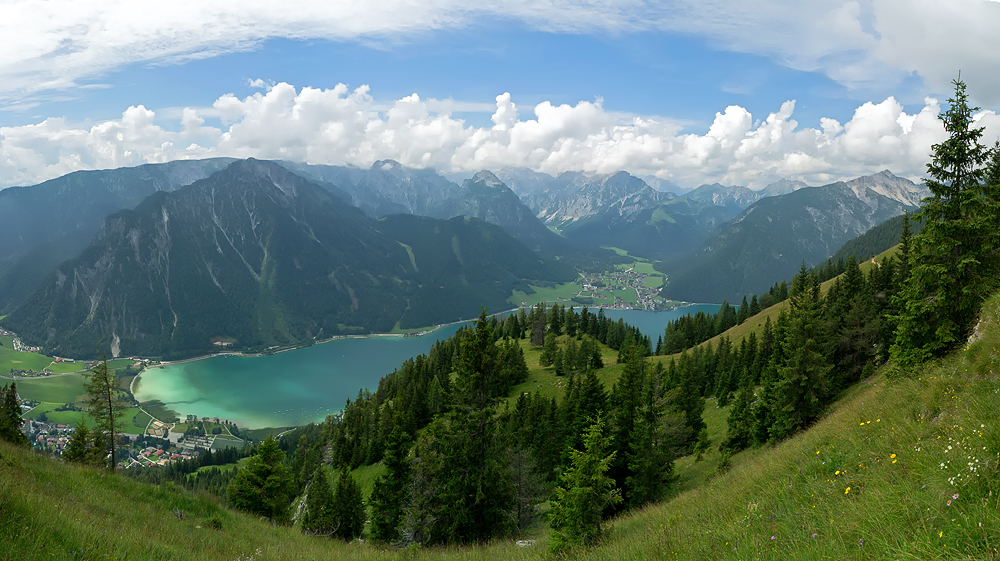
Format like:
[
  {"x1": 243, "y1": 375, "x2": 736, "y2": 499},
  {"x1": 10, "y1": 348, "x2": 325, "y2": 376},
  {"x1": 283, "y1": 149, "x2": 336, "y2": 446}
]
[
  {"x1": 2, "y1": 1, "x2": 1000, "y2": 104},
  {"x1": 3, "y1": 82, "x2": 998, "y2": 189}
]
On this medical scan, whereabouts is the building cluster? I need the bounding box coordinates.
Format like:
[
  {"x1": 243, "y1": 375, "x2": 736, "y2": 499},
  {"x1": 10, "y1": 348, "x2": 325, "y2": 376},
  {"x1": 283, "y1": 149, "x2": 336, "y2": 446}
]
[
  {"x1": 21, "y1": 419, "x2": 74, "y2": 454},
  {"x1": 575, "y1": 268, "x2": 669, "y2": 310},
  {"x1": 10, "y1": 336, "x2": 41, "y2": 353},
  {"x1": 9, "y1": 369, "x2": 54, "y2": 377}
]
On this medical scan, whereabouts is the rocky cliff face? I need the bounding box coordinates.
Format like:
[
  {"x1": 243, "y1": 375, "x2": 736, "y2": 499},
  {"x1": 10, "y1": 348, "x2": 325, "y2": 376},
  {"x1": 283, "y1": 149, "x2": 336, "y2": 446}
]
[
  {"x1": 844, "y1": 170, "x2": 929, "y2": 207},
  {"x1": 520, "y1": 171, "x2": 665, "y2": 228}
]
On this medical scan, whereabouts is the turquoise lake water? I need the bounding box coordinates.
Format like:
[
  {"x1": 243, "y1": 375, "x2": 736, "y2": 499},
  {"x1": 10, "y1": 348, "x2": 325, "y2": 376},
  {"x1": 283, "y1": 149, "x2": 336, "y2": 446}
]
[{"x1": 133, "y1": 305, "x2": 720, "y2": 428}]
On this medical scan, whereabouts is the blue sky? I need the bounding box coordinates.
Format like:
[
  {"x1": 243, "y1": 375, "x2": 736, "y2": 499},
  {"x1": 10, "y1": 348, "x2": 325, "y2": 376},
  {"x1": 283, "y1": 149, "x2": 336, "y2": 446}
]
[
  {"x1": 1, "y1": 0, "x2": 999, "y2": 189},
  {"x1": 7, "y1": 25, "x2": 929, "y2": 130}
]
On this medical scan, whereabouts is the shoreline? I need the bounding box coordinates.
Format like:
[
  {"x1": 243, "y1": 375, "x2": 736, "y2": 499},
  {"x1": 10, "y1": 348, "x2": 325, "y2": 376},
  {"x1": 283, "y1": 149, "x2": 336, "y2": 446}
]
[
  {"x1": 151, "y1": 306, "x2": 523, "y2": 368},
  {"x1": 129, "y1": 304, "x2": 714, "y2": 429}
]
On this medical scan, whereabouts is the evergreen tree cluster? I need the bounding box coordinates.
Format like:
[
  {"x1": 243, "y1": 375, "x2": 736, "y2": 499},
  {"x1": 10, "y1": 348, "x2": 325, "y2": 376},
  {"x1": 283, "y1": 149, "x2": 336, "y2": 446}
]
[
  {"x1": 891, "y1": 78, "x2": 1000, "y2": 366},
  {"x1": 301, "y1": 466, "x2": 365, "y2": 541},
  {"x1": 657, "y1": 258, "x2": 860, "y2": 357},
  {"x1": 658, "y1": 296, "x2": 762, "y2": 355},
  {"x1": 719, "y1": 252, "x2": 902, "y2": 451},
  {"x1": 341, "y1": 309, "x2": 688, "y2": 546}
]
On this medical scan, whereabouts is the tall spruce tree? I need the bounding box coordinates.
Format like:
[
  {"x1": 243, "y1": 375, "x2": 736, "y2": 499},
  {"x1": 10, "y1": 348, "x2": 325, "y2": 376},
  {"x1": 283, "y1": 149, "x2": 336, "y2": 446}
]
[
  {"x1": 331, "y1": 466, "x2": 365, "y2": 541},
  {"x1": 770, "y1": 264, "x2": 831, "y2": 441},
  {"x1": 625, "y1": 362, "x2": 676, "y2": 507},
  {"x1": 608, "y1": 346, "x2": 645, "y2": 506},
  {"x1": 404, "y1": 310, "x2": 515, "y2": 545},
  {"x1": 721, "y1": 370, "x2": 755, "y2": 452},
  {"x1": 549, "y1": 415, "x2": 622, "y2": 554},
  {"x1": 227, "y1": 435, "x2": 295, "y2": 523},
  {"x1": 301, "y1": 467, "x2": 337, "y2": 536},
  {"x1": 369, "y1": 427, "x2": 412, "y2": 543},
  {"x1": 84, "y1": 354, "x2": 127, "y2": 470},
  {"x1": 1, "y1": 383, "x2": 29, "y2": 446},
  {"x1": 892, "y1": 78, "x2": 997, "y2": 367}
]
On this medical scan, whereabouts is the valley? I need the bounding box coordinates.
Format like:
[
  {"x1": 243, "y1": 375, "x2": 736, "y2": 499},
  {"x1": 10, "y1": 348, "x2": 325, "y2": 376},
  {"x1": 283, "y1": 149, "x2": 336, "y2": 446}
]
[{"x1": 0, "y1": 155, "x2": 966, "y2": 560}]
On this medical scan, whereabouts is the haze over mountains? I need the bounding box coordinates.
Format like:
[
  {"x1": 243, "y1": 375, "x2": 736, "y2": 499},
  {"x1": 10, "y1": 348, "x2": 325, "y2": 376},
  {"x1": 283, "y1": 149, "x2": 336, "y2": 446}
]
[{"x1": 0, "y1": 156, "x2": 928, "y2": 358}]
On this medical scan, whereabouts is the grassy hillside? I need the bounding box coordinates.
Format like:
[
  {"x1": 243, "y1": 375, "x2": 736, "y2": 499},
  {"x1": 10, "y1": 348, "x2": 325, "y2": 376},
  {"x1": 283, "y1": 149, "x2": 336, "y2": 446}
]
[
  {"x1": 4, "y1": 260, "x2": 1000, "y2": 560},
  {"x1": 580, "y1": 291, "x2": 1000, "y2": 560}
]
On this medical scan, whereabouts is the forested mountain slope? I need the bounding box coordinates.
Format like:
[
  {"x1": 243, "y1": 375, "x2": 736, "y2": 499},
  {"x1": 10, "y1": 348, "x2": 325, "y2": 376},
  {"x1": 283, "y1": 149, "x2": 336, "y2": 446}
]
[
  {"x1": 0, "y1": 159, "x2": 237, "y2": 313},
  {"x1": 2, "y1": 160, "x2": 570, "y2": 358}
]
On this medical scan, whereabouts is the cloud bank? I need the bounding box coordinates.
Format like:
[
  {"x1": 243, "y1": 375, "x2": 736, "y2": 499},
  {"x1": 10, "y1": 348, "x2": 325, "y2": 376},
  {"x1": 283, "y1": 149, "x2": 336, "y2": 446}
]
[
  {"x1": 2, "y1": 1, "x2": 1000, "y2": 103},
  {"x1": 3, "y1": 82, "x2": 999, "y2": 189}
]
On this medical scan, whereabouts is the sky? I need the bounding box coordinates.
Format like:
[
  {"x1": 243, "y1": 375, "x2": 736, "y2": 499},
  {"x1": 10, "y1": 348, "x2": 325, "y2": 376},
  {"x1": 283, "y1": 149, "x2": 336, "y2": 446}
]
[{"x1": 2, "y1": 0, "x2": 1000, "y2": 190}]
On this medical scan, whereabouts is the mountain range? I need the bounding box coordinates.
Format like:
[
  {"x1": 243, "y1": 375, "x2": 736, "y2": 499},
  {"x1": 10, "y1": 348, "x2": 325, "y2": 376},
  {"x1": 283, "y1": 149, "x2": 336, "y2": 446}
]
[
  {"x1": 0, "y1": 156, "x2": 929, "y2": 357},
  {"x1": 661, "y1": 171, "x2": 928, "y2": 302},
  {"x1": 2, "y1": 160, "x2": 570, "y2": 358}
]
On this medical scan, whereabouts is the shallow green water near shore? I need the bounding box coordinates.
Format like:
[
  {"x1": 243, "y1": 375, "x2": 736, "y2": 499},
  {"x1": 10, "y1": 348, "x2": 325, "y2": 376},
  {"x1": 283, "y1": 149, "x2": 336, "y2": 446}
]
[{"x1": 133, "y1": 305, "x2": 720, "y2": 429}]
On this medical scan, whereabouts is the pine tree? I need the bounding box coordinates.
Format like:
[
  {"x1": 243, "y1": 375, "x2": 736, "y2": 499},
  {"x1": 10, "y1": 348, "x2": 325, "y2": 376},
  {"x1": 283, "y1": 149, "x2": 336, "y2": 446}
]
[
  {"x1": 332, "y1": 466, "x2": 365, "y2": 541},
  {"x1": 83, "y1": 353, "x2": 127, "y2": 470},
  {"x1": 368, "y1": 428, "x2": 411, "y2": 543},
  {"x1": 625, "y1": 363, "x2": 676, "y2": 507},
  {"x1": 736, "y1": 295, "x2": 750, "y2": 325},
  {"x1": 892, "y1": 78, "x2": 998, "y2": 367},
  {"x1": 530, "y1": 303, "x2": 547, "y2": 346},
  {"x1": 63, "y1": 419, "x2": 94, "y2": 464},
  {"x1": 609, "y1": 347, "x2": 645, "y2": 506},
  {"x1": 896, "y1": 211, "x2": 913, "y2": 285},
  {"x1": 227, "y1": 435, "x2": 295, "y2": 523},
  {"x1": 771, "y1": 265, "x2": 831, "y2": 441},
  {"x1": 721, "y1": 370, "x2": 754, "y2": 452},
  {"x1": 302, "y1": 467, "x2": 337, "y2": 536},
  {"x1": 549, "y1": 416, "x2": 621, "y2": 554},
  {"x1": 0, "y1": 383, "x2": 29, "y2": 446},
  {"x1": 540, "y1": 332, "x2": 558, "y2": 367},
  {"x1": 404, "y1": 310, "x2": 515, "y2": 545}
]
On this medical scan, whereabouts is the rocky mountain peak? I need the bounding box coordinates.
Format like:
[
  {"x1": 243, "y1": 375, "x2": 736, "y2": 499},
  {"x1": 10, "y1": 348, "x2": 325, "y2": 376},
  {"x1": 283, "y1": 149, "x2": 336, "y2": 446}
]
[
  {"x1": 219, "y1": 158, "x2": 304, "y2": 199},
  {"x1": 846, "y1": 170, "x2": 928, "y2": 206},
  {"x1": 471, "y1": 170, "x2": 504, "y2": 188},
  {"x1": 759, "y1": 178, "x2": 810, "y2": 198}
]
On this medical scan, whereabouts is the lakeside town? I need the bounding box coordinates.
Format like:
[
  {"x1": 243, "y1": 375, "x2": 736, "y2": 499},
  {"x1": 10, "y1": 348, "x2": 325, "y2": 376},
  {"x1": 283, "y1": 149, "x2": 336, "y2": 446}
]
[
  {"x1": 5, "y1": 354, "x2": 247, "y2": 470},
  {"x1": 574, "y1": 267, "x2": 671, "y2": 311},
  {"x1": 12, "y1": 389, "x2": 246, "y2": 469}
]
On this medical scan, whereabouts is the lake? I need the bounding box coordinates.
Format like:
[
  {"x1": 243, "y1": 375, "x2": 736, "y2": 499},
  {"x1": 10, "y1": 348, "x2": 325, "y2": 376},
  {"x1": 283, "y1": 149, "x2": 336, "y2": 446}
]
[{"x1": 133, "y1": 304, "x2": 720, "y2": 429}]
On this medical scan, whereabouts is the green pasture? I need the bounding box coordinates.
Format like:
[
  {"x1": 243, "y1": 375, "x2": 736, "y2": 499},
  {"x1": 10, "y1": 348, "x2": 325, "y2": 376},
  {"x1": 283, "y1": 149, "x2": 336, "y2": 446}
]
[
  {"x1": 509, "y1": 281, "x2": 582, "y2": 307},
  {"x1": 131, "y1": 409, "x2": 153, "y2": 433},
  {"x1": 9, "y1": 373, "x2": 87, "y2": 403},
  {"x1": 349, "y1": 462, "x2": 386, "y2": 502},
  {"x1": 0, "y1": 336, "x2": 84, "y2": 377},
  {"x1": 508, "y1": 337, "x2": 623, "y2": 403},
  {"x1": 25, "y1": 405, "x2": 149, "y2": 435},
  {"x1": 601, "y1": 246, "x2": 630, "y2": 256}
]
